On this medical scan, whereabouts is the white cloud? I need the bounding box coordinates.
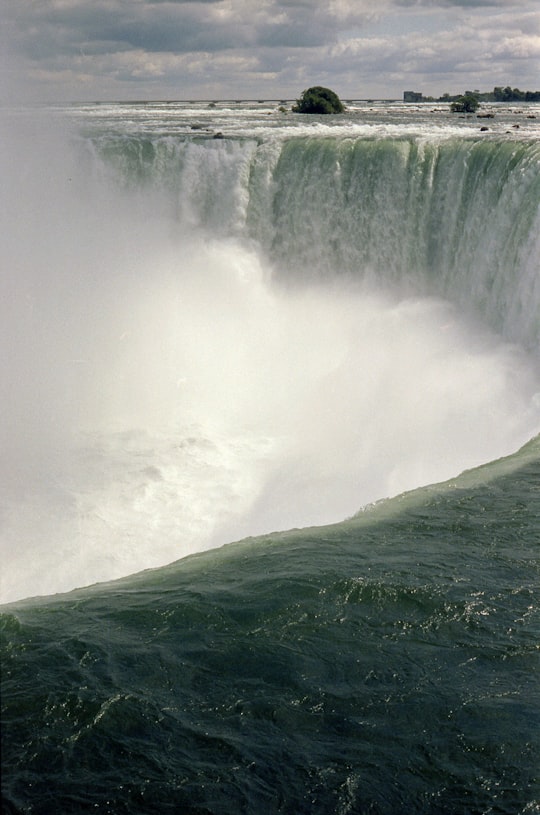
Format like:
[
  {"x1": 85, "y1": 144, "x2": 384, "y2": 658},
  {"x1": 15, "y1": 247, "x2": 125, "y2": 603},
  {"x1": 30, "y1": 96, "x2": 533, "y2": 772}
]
[
  {"x1": 493, "y1": 35, "x2": 540, "y2": 59},
  {"x1": 2, "y1": 0, "x2": 539, "y2": 100}
]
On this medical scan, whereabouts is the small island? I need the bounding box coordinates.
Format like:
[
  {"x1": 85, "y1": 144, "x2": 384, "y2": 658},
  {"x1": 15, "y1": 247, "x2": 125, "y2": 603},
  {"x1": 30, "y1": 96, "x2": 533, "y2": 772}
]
[
  {"x1": 293, "y1": 86, "x2": 345, "y2": 114},
  {"x1": 450, "y1": 94, "x2": 480, "y2": 113}
]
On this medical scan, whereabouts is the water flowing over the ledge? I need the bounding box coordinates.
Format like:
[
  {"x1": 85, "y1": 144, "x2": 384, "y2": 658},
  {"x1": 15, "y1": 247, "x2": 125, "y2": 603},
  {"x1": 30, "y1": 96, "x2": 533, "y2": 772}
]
[
  {"x1": 1, "y1": 101, "x2": 539, "y2": 603},
  {"x1": 1, "y1": 100, "x2": 539, "y2": 815}
]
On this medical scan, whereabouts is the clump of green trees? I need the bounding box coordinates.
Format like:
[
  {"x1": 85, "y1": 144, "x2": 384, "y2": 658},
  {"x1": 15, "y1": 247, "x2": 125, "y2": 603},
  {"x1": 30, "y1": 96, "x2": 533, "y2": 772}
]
[
  {"x1": 493, "y1": 86, "x2": 540, "y2": 102},
  {"x1": 293, "y1": 86, "x2": 345, "y2": 114},
  {"x1": 450, "y1": 94, "x2": 480, "y2": 113},
  {"x1": 431, "y1": 87, "x2": 540, "y2": 104}
]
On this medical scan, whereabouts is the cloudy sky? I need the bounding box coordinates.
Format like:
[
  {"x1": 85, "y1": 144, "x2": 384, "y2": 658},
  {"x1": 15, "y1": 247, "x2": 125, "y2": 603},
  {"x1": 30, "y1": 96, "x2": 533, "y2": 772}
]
[{"x1": 1, "y1": 0, "x2": 539, "y2": 102}]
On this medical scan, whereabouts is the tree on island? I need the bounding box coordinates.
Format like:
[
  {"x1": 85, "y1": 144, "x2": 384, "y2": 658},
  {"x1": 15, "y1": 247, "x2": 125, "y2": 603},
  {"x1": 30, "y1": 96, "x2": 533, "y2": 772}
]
[
  {"x1": 293, "y1": 86, "x2": 345, "y2": 114},
  {"x1": 450, "y1": 94, "x2": 480, "y2": 113}
]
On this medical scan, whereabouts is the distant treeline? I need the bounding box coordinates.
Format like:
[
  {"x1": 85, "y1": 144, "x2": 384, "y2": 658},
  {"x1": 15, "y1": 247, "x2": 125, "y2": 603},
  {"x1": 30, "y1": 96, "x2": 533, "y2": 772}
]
[{"x1": 432, "y1": 86, "x2": 540, "y2": 103}]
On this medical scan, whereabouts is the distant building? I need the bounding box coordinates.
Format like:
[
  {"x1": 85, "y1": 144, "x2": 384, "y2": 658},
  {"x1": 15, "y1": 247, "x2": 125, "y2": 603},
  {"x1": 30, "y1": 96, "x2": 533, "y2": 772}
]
[{"x1": 403, "y1": 91, "x2": 423, "y2": 102}]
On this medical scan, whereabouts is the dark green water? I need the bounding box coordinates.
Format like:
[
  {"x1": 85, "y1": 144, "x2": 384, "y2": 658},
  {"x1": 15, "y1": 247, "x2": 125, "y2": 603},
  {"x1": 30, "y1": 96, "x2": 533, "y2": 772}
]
[{"x1": 2, "y1": 437, "x2": 539, "y2": 814}]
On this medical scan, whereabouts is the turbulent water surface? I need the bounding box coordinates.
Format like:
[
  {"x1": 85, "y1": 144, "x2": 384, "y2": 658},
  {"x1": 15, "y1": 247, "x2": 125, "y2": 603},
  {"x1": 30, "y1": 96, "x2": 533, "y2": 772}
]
[{"x1": 1, "y1": 100, "x2": 540, "y2": 814}]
